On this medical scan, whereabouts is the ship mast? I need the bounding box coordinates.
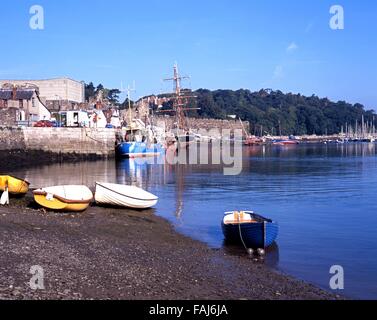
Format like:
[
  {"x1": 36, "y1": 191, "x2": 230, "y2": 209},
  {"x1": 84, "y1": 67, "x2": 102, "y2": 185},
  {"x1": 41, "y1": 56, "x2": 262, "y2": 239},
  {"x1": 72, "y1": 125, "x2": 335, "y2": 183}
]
[
  {"x1": 121, "y1": 81, "x2": 136, "y2": 129},
  {"x1": 162, "y1": 63, "x2": 199, "y2": 132}
]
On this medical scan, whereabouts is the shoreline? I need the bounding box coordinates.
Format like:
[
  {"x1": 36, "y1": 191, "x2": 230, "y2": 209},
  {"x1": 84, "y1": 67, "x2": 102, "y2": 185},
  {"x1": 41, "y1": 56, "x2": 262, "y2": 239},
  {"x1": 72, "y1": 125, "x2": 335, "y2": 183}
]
[
  {"x1": 0, "y1": 149, "x2": 113, "y2": 172},
  {"x1": 0, "y1": 194, "x2": 340, "y2": 300}
]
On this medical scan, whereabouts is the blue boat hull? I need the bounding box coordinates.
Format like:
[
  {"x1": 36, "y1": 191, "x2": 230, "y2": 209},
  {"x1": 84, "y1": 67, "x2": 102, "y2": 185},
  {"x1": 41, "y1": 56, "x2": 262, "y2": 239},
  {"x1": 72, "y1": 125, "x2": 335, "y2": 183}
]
[
  {"x1": 116, "y1": 142, "x2": 165, "y2": 158},
  {"x1": 222, "y1": 220, "x2": 279, "y2": 249}
]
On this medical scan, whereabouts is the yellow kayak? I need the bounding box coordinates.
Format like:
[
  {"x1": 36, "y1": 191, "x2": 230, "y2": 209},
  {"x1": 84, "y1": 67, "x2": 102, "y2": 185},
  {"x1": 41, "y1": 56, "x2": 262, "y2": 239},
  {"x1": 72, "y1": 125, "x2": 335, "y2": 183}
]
[
  {"x1": 33, "y1": 185, "x2": 93, "y2": 212},
  {"x1": 0, "y1": 175, "x2": 30, "y2": 195}
]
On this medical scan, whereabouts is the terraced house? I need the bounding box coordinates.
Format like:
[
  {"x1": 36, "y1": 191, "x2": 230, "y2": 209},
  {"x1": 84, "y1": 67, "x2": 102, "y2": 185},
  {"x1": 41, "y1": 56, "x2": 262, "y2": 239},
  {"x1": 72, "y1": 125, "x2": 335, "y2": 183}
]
[
  {"x1": 0, "y1": 85, "x2": 51, "y2": 126},
  {"x1": 0, "y1": 78, "x2": 85, "y2": 112},
  {"x1": 0, "y1": 77, "x2": 86, "y2": 126}
]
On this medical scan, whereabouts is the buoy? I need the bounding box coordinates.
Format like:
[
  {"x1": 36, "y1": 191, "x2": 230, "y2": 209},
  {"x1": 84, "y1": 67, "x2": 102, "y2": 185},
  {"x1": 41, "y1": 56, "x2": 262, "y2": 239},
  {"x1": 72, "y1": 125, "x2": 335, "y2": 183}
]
[{"x1": 247, "y1": 248, "x2": 254, "y2": 256}]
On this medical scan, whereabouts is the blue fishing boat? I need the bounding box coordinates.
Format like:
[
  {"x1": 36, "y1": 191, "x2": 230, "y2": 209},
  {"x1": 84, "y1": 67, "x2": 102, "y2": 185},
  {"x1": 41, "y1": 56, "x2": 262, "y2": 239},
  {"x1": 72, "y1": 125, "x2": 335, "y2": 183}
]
[
  {"x1": 117, "y1": 82, "x2": 166, "y2": 158},
  {"x1": 115, "y1": 117, "x2": 166, "y2": 158},
  {"x1": 116, "y1": 141, "x2": 165, "y2": 158},
  {"x1": 222, "y1": 211, "x2": 279, "y2": 249}
]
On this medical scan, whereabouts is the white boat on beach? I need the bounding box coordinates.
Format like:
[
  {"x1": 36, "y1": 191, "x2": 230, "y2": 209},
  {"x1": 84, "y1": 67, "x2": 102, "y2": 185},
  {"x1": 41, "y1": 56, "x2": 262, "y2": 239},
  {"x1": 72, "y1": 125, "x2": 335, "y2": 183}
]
[
  {"x1": 33, "y1": 185, "x2": 93, "y2": 212},
  {"x1": 95, "y1": 182, "x2": 158, "y2": 209}
]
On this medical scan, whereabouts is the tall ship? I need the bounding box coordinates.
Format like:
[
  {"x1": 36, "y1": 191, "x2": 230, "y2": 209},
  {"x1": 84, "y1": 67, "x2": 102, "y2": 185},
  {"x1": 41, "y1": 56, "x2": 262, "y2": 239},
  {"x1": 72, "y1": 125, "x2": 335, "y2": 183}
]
[
  {"x1": 159, "y1": 63, "x2": 199, "y2": 148},
  {"x1": 116, "y1": 63, "x2": 198, "y2": 158}
]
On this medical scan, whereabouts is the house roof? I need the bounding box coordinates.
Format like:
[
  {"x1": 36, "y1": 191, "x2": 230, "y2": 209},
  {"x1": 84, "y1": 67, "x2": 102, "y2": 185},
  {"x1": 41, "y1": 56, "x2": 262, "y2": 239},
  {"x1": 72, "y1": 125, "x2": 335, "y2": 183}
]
[{"x1": 0, "y1": 89, "x2": 35, "y2": 100}]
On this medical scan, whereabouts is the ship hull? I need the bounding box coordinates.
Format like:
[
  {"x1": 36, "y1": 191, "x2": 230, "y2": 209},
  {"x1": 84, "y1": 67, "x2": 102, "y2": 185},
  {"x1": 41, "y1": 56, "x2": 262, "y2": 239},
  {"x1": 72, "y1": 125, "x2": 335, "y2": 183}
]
[{"x1": 116, "y1": 142, "x2": 165, "y2": 158}]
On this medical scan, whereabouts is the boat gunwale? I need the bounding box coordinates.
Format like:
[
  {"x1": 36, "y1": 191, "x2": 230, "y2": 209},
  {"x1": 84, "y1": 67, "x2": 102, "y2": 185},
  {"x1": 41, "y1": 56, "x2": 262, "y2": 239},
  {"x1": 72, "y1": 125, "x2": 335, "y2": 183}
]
[
  {"x1": 118, "y1": 152, "x2": 162, "y2": 158},
  {"x1": 33, "y1": 190, "x2": 93, "y2": 204},
  {"x1": 0, "y1": 175, "x2": 30, "y2": 186},
  {"x1": 95, "y1": 182, "x2": 158, "y2": 202},
  {"x1": 223, "y1": 211, "x2": 275, "y2": 225}
]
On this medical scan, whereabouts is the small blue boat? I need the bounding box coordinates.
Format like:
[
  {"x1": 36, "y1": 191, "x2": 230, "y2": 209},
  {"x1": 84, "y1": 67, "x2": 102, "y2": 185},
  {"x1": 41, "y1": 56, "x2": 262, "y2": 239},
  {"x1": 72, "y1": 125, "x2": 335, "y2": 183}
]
[
  {"x1": 222, "y1": 211, "x2": 279, "y2": 249},
  {"x1": 116, "y1": 142, "x2": 165, "y2": 158}
]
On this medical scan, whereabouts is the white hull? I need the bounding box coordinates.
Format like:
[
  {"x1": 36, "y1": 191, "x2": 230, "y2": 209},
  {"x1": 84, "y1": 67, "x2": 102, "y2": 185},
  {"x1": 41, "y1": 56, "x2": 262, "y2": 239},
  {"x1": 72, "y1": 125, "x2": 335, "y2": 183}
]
[
  {"x1": 34, "y1": 185, "x2": 93, "y2": 202},
  {"x1": 95, "y1": 183, "x2": 158, "y2": 209}
]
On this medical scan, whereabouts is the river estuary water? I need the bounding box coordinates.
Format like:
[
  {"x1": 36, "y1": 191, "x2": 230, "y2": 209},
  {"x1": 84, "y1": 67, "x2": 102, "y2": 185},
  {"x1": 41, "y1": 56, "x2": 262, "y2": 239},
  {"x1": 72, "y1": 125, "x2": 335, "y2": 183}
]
[{"x1": 11, "y1": 143, "x2": 377, "y2": 299}]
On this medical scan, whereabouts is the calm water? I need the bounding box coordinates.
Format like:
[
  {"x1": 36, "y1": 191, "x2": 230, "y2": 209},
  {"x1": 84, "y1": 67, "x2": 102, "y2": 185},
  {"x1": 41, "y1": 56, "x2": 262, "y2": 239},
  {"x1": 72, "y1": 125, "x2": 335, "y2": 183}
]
[{"x1": 11, "y1": 143, "x2": 377, "y2": 299}]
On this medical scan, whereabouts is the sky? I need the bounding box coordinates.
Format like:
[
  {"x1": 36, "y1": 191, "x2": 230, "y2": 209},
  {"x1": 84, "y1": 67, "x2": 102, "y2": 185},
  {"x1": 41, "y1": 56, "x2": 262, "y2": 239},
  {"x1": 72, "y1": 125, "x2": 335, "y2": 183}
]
[{"x1": 0, "y1": 0, "x2": 376, "y2": 109}]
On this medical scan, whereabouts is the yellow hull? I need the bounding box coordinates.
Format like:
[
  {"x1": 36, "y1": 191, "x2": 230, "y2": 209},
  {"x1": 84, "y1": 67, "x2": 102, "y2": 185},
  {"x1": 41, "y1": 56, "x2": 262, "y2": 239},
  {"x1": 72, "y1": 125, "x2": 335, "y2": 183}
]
[
  {"x1": 34, "y1": 194, "x2": 91, "y2": 212},
  {"x1": 0, "y1": 175, "x2": 29, "y2": 195}
]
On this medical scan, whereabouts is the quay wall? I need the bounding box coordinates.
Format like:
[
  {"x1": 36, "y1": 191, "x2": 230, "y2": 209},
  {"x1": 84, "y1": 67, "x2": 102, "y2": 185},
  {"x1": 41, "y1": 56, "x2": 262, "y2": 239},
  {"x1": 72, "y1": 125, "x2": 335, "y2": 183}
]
[
  {"x1": 155, "y1": 117, "x2": 250, "y2": 135},
  {"x1": 0, "y1": 127, "x2": 117, "y2": 157},
  {"x1": 0, "y1": 117, "x2": 249, "y2": 158}
]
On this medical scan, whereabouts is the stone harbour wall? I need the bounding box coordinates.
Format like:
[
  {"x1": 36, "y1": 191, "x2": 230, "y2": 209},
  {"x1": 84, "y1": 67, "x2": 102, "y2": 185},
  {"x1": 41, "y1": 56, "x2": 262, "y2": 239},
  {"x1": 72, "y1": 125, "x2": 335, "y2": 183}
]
[
  {"x1": 0, "y1": 126, "x2": 26, "y2": 150},
  {"x1": 0, "y1": 127, "x2": 117, "y2": 157},
  {"x1": 155, "y1": 116, "x2": 250, "y2": 135},
  {"x1": 0, "y1": 109, "x2": 19, "y2": 127},
  {"x1": 0, "y1": 117, "x2": 249, "y2": 162}
]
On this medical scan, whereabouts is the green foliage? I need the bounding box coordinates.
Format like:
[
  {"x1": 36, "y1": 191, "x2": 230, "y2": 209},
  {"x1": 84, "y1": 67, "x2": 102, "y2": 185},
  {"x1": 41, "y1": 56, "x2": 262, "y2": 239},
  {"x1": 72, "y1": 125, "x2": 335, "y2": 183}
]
[
  {"x1": 84, "y1": 82, "x2": 96, "y2": 101},
  {"x1": 84, "y1": 83, "x2": 121, "y2": 105},
  {"x1": 84, "y1": 82, "x2": 375, "y2": 135},
  {"x1": 195, "y1": 89, "x2": 376, "y2": 135}
]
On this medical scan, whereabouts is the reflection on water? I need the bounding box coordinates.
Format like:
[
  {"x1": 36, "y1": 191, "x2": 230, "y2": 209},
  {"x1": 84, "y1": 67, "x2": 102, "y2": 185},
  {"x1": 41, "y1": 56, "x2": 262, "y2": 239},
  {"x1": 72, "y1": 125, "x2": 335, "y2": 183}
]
[{"x1": 10, "y1": 143, "x2": 377, "y2": 299}]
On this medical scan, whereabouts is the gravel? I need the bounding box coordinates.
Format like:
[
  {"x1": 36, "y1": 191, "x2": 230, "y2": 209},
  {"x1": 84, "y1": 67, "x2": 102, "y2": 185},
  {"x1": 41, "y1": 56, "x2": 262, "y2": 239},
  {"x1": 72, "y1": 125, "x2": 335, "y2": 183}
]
[{"x1": 0, "y1": 195, "x2": 339, "y2": 300}]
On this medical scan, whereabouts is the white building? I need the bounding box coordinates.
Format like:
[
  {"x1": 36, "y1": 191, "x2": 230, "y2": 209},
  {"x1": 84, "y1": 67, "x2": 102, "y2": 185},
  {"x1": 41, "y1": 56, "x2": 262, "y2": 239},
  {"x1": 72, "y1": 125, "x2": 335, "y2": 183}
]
[
  {"x1": 58, "y1": 110, "x2": 90, "y2": 127},
  {"x1": 0, "y1": 78, "x2": 85, "y2": 110},
  {"x1": 89, "y1": 110, "x2": 107, "y2": 128}
]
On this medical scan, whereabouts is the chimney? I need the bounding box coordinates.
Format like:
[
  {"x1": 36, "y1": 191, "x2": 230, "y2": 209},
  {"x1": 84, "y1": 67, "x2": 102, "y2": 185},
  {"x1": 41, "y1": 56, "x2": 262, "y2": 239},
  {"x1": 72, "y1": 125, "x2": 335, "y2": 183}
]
[{"x1": 12, "y1": 86, "x2": 17, "y2": 100}]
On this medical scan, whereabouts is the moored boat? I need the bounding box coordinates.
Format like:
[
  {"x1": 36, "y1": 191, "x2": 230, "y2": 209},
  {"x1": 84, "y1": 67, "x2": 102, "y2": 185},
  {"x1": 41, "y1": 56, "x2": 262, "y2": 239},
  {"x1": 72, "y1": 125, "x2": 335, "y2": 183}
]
[
  {"x1": 244, "y1": 136, "x2": 265, "y2": 146},
  {"x1": 33, "y1": 185, "x2": 93, "y2": 212},
  {"x1": 272, "y1": 139, "x2": 299, "y2": 146},
  {"x1": 95, "y1": 182, "x2": 158, "y2": 209},
  {"x1": 116, "y1": 141, "x2": 165, "y2": 158},
  {"x1": 222, "y1": 211, "x2": 279, "y2": 249},
  {"x1": 0, "y1": 175, "x2": 30, "y2": 195}
]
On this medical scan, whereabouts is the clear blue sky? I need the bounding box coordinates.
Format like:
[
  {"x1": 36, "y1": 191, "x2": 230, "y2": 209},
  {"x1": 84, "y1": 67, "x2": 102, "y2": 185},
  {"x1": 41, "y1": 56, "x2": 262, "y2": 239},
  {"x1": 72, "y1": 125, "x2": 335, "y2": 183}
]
[{"x1": 0, "y1": 0, "x2": 376, "y2": 109}]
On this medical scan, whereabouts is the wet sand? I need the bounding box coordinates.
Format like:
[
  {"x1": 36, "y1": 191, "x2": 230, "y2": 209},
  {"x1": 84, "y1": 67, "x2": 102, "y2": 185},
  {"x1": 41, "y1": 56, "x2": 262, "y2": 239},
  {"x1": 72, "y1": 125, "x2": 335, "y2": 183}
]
[{"x1": 0, "y1": 194, "x2": 339, "y2": 300}]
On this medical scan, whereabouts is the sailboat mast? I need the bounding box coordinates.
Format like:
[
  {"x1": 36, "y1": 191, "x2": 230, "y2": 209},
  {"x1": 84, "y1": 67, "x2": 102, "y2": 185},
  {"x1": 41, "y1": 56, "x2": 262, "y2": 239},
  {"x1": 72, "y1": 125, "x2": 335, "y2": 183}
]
[
  {"x1": 128, "y1": 87, "x2": 132, "y2": 127},
  {"x1": 174, "y1": 63, "x2": 187, "y2": 132},
  {"x1": 174, "y1": 63, "x2": 181, "y2": 96},
  {"x1": 161, "y1": 63, "x2": 199, "y2": 134},
  {"x1": 126, "y1": 82, "x2": 136, "y2": 129},
  {"x1": 164, "y1": 63, "x2": 193, "y2": 132}
]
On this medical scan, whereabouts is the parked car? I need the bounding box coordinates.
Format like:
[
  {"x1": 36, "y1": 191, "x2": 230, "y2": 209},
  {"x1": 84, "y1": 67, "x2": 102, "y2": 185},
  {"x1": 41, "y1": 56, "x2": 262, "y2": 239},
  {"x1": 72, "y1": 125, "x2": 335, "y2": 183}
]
[{"x1": 33, "y1": 120, "x2": 54, "y2": 128}]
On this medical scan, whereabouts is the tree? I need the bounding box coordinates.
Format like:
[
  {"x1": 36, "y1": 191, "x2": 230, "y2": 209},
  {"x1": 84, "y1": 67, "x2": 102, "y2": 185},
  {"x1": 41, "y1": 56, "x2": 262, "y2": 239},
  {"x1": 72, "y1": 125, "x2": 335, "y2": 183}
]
[
  {"x1": 85, "y1": 82, "x2": 96, "y2": 102},
  {"x1": 84, "y1": 82, "x2": 122, "y2": 105},
  {"x1": 192, "y1": 89, "x2": 376, "y2": 135},
  {"x1": 108, "y1": 89, "x2": 121, "y2": 105},
  {"x1": 96, "y1": 84, "x2": 104, "y2": 93}
]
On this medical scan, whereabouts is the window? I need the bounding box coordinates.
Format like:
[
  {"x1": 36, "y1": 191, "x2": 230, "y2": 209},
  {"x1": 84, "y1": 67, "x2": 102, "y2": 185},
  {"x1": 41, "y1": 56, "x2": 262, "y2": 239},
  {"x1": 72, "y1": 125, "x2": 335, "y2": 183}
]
[{"x1": 19, "y1": 110, "x2": 26, "y2": 121}]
